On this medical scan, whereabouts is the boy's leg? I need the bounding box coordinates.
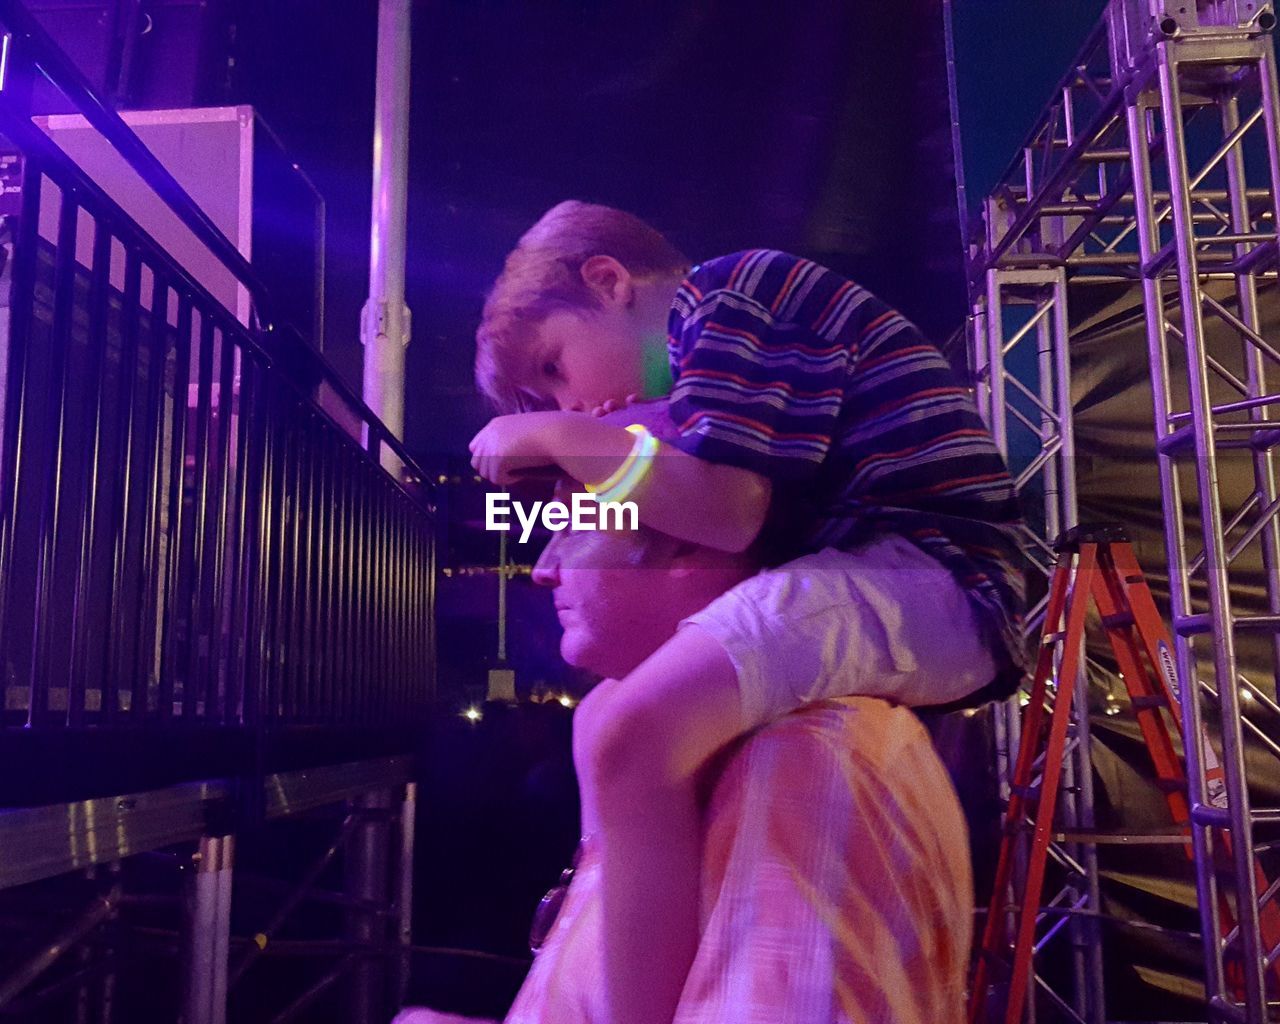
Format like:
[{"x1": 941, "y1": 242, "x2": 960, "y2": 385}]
[
  {"x1": 573, "y1": 625, "x2": 742, "y2": 1024},
  {"x1": 683, "y1": 537, "x2": 1000, "y2": 724}
]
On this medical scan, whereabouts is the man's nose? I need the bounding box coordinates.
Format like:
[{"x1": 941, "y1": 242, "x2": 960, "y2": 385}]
[{"x1": 531, "y1": 541, "x2": 561, "y2": 587}]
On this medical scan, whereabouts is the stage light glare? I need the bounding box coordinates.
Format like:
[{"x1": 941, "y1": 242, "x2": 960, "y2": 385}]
[
  {"x1": 464, "y1": 706, "x2": 482, "y2": 721},
  {"x1": 1241, "y1": 688, "x2": 1255, "y2": 702},
  {"x1": 558, "y1": 694, "x2": 574, "y2": 708}
]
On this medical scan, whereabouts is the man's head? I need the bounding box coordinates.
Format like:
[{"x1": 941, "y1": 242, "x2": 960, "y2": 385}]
[
  {"x1": 476, "y1": 201, "x2": 689, "y2": 414},
  {"x1": 530, "y1": 402, "x2": 758, "y2": 679}
]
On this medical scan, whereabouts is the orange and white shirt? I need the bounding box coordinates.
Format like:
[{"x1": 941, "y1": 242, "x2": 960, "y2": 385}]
[{"x1": 504, "y1": 696, "x2": 973, "y2": 1024}]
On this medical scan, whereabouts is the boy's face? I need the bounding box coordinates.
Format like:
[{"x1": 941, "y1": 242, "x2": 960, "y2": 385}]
[{"x1": 524, "y1": 308, "x2": 648, "y2": 411}]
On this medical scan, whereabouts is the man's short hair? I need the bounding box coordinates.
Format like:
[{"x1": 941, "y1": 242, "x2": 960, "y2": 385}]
[{"x1": 475, "y1": 201, "x2": 689, "y2": 412}]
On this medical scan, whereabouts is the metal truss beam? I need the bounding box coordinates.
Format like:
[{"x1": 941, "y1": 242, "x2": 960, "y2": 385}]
[{"x1": 965, "y1": 2, "x2": 1280, "y2": 1022}]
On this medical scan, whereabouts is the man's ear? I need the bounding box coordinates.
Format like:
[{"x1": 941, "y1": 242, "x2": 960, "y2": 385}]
[
  {"x1": 666, "y1": 539, "x2": 705, "y2": 579},
  {"x1": 580, "y1": 255, "x2": 635, "y2": 308}
]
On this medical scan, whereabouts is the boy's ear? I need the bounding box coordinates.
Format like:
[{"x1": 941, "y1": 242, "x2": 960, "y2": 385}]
[{"x1": 580, "y1": 255, "x2": 635, "y2": 308}]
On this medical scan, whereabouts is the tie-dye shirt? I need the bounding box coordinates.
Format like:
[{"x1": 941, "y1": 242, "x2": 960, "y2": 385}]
[
  {"x1": 504, "y1": 697, "x2": 973, "y2": 1024},
  {"x1": 667, "y1": 250, "x2": 1027, "y2": 691}
]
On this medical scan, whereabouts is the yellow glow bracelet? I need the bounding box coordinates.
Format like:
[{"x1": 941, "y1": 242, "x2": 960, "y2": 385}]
[
  {"x1": 585, "y1": 423, "x2": 648, "y2": 494},
  {"x1": 594, "y1": 426, "x2": 658, "y2": 504}
]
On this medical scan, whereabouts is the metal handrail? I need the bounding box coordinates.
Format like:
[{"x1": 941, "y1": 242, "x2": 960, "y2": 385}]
[{"x1": 0, "y1": 0, "x2": 432, "y2": 492}]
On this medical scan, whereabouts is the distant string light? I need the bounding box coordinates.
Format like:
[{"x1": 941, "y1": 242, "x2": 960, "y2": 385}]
[
  {"x1": 558, "y1": 694, "x2": 575, "y2": 708},
  {"x1": 464, "y1": 706, "x2": 482, "y2": 722}
]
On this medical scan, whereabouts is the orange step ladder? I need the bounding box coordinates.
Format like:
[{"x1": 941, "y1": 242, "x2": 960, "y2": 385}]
[{"x1": 968, "y1": 524, "x2": 1280, "y2": 1024}]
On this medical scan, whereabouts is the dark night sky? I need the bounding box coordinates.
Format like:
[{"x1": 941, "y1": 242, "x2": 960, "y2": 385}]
[{"x1": 237, "y1": 0, "x2": 979, "y2": 462}]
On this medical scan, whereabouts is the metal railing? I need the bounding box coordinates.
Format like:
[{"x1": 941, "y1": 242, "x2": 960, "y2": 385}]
[{"x1": 0, "y1": 1, "x2": 436, "y2": 742}]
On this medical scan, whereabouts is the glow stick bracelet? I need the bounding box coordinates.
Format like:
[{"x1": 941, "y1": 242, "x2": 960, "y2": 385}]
[
  {"x1": 585, "y1": 423, "x2": 648, "y2": 495},
  {"x1": 593, "y1": 426, "x2": 659, "y2": 504}
]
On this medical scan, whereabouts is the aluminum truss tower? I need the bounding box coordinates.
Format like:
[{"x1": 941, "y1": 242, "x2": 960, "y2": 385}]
[{"x1": 965, "y1": 2, "x2": 1280, "y2": 1022}]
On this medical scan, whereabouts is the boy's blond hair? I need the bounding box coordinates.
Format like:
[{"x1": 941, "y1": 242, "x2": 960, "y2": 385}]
[{"x1": 476, "y1": 201, "x2": 690, "y2": 412}]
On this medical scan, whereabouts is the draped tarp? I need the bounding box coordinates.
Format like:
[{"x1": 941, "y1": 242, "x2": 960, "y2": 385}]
[{"x1": 1006, "y1": 276, "x2": 1280, "y2": 1018}]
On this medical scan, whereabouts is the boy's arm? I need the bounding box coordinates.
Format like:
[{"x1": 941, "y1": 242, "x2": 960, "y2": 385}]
[{"x1": 469, "y1": 412, "x2": 771, "y2": 554}]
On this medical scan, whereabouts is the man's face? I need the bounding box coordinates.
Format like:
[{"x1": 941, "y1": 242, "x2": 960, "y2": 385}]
[
  {"x1": 523, "y1": 308, "x2": 647, "y2": 412},
  {"x1": 530, "y1": 496, "x2": 683, "y2": 679}
]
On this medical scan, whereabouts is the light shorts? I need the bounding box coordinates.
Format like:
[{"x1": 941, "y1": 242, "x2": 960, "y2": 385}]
[{"x1": 679, "y1": 534, "x2": 998, "y2": 733}]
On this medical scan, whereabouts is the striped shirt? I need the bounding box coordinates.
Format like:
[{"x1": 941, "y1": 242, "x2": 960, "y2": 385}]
[
  {"x1": 503, "y1": 697, "x2": 974, "y2": 1024},
  {"x1": 667, "y1": 250, "x2": 1028, "y2": 688}
]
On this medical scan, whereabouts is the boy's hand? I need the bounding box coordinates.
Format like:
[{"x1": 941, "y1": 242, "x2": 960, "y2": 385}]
[
  {"x1": 590, "y1": 393, "x2": 640, "y2": 417},
  {"x1": 469, "y1": 411, "x2": 579, "y2": 487}
]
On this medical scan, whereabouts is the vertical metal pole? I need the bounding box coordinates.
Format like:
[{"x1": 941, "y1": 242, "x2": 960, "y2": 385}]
[
  {"x1": 1245, "y1": 53, "x2": 1280, "y2": 705},
  {"x1": 497, "y1": 529, "x2": 508, "y2": 663},
  {"x1": 1125, "y1": 78, "x2": 1228, "y2": 1006},
  {"x1": 395, "y1": 782, "x2": 417, "y2": 1007},
  {"x1": 985, "y1": 270, "x2": 1011, "y2": 455},
  {"x1": 980, "y1": 272, "x2": 1029, "y2": 1003},
  {"x1": 1037, "y1": 270, "x2": 1102, "y2": 1024},
  {"x1": 347, "y1": 789, "x2": 391, "y2": 1024},
  {"x1": 184, "y1": 835, "x2": 233, "y2": 1024},
  {"x1": 1158, "y1": 42, "x2": 1266, "y2": 1019},
  {"x1": 361, "y1": 0, "x2": 412, "y2": 474},
  {"x1": 1052, "y1": 267, "x2": 1105, "y2": 1024}
]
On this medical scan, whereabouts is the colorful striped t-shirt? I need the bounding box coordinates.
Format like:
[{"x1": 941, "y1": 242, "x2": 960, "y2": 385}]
[{"x1": 667, "y1": 249, "x2": 1028, "y2": 691}]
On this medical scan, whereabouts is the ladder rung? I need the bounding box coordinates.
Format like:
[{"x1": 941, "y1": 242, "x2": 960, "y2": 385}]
[
  {"x1": 1130, "y1": 694, "x2": 1168, "y2": 711},
  {"x1": 1153, "y1": 778, "x2": 1186, "y2": 795},
  {"x1": 1010, "y1": 783, "x2": 1041, "y2": 800},
  {"x1": 1099, "y1": 611, "x2": 1135, "y2": 629},
  {"x1": 1053, "y1": 828, "x2": 1190, "y2": 845}
]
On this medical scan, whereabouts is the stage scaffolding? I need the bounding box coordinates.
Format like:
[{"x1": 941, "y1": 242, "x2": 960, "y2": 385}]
[{"x1": 962, "y1": 1, "x2": 1280, "y2": 1022}]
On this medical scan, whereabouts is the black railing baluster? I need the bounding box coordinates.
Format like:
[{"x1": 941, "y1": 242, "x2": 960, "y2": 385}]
[
  {"x1": 340, "y1": 447, "x2": 357, "y2": 723},
  {"x1": 373, "y1": 475, "x2": 385, "y2": 718},
  {"x1": 28, "y1": 188, "x2": 80, "y2": 728},
  {"x1": 184, "y1": 311, "x2": 215, "y2": 721},
  {"x1": 353, "y1": 462, "x2": 369, "y2": 724},
  {"x1": 282, "y1": 402, "x2": 304, "y2": 721},
  {"x1": 309, "y1": 430, "x2": 330, "y2": 721},
  {"x1": 102, "y1": 247, "x2": 142, "y2": 726},
  {"x1": 225, "y1": 356, "x2": 257, "y2": 726},
  {"x1": 157, "y1": 296, "x2": 192, "y2": 722},
  {"x1": 206, "y1": 326, "x2": 236, "y2": 725},
  {"x1": 394, "y1": 498, "x2": 407, "y2": 715},
  {"x1": 65, "y1": 216, "x2": 113, "y2": 727},
  {"x1": 242, "y1": 358, "x2": 271, "y2": 734},
  {"x1": 0, "y1": 161, "x2": 40, "y2": 721},
  {"x1": 133, "y1": 273, "x2": 170, "y2": 722},
  {"x1": 264, "y1": 380, "x2": 289, "y2": 725},
  {"x1": 295, "y1": 412, "x2": 317, "y2": 721}
]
